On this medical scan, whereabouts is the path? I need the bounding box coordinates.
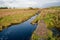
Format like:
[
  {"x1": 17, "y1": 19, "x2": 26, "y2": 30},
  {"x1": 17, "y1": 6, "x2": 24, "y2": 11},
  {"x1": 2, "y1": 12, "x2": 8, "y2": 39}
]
[{"x1": 35, "y1": 20, "x2": 48, "y2": 40}]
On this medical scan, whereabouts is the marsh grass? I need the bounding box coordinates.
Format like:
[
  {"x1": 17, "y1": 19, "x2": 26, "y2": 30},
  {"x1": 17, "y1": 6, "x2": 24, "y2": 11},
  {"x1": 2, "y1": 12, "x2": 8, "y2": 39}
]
[
  {"x1": 31, "y1": 7, "x2": 60, "y2": 40},
  {"x1": 0, "y1": 9, "x2": 38, "y2": 31}
]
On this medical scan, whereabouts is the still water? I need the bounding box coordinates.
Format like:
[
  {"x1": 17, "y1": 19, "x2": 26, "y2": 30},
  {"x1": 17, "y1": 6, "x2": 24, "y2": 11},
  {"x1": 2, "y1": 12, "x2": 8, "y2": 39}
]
[{"x1": 0, "y1": 15, "x2": 38, "y2": 40}]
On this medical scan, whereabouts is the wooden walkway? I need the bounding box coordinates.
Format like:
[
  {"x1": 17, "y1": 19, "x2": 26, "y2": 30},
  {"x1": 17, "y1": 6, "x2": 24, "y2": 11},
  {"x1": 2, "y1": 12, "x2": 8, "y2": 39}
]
[{"x1": 35, "y1": 20, "x2": 48, "y2": 40}]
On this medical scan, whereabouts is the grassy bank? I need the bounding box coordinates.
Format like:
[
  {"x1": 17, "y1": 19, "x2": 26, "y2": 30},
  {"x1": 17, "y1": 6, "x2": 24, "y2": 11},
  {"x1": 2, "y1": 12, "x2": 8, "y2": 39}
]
[
  {"x1": 0, "y1": 9, "x2": 38, "y2": 31},
  {"x1": 32, "y1": 8, "x2": 60, "y2": 29},
  {"x1": 31, "y1": 7, "x2": 60, "y2": 40}
]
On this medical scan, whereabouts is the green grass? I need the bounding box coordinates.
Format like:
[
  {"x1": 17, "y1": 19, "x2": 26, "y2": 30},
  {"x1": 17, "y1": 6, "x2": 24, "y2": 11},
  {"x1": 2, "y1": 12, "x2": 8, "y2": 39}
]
[
  {"x1": 0, "y1": 9, "x2": 38, "y2": 31},
  {"x1": 31, "y1": 8, "x2": 59, "y2": 29},
  {"x1": 31, "y1": 29, "x2": 56, "y2": 40},
  {"x1": 31, "y1": 7, "x2": 60, "y2": 40},
  {"x1": 31, "y1": 33, "x2": 40, "y2": 40}
]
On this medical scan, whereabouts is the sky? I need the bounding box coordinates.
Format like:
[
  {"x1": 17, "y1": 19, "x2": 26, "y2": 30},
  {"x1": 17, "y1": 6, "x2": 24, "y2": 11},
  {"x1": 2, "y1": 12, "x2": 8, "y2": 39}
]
[{"x1": 0, "y1": 0, "x2": 60, "y2": 8}]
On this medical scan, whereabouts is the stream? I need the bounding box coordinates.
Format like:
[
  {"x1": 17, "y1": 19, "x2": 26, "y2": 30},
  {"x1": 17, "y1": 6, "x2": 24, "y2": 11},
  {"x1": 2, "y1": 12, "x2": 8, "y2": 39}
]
[{"x1": 0, "y1": 15, "x2": 38, "y2": 40}]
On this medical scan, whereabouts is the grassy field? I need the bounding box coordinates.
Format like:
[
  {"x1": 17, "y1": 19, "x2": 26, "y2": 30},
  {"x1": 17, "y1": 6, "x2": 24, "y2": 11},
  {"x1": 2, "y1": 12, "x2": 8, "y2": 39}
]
[
  {"x1": 32, "y1": 8, "x2": 60, "y2": 29},
  {"x1": 0, "y1": 9, "x2": 38, "y2": 31},
  {"x1": 31, "y1": 7, "x2": 60, "y2": 40}
]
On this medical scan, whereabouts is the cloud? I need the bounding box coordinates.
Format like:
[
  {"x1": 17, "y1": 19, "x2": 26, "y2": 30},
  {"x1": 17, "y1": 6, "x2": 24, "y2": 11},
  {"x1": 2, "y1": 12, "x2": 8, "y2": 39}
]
[
  {"x1": 36, "y1": 0, "x2": 60, "y2": 7},
  {"x1": 0, "y1": 0, "x2": 38, "y2": 8},
  {"x1": 0, "y1": 0, "x2": 60, "y2": 8}
]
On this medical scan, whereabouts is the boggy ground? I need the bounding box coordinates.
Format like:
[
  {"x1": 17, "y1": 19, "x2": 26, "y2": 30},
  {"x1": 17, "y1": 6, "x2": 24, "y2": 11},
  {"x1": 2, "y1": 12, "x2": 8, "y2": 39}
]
[
  {"x1": 0, "y1": 9, "x2": 38, "y2": 31},
  {"x1": 31, "y1": 7, "x2": 60, "y2": 40}
]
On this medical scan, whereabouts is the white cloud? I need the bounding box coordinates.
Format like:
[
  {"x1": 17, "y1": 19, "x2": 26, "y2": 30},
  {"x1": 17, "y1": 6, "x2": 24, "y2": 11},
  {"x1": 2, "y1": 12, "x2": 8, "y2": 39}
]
[
  {"x1": 0, "y1": 0, "x2": 37, "y2": 8},
  {"x1": 0, "y1": 0, "x2": 60, "y2": 8},
  {"x1": 36, "y1": 0, "x2": 60, "y2": 7}
]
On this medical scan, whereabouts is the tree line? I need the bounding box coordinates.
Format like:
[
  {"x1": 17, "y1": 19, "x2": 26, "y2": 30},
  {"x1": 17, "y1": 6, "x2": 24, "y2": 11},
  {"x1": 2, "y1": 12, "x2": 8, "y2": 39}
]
[{"x1": 0, "y1": 7, "x2": 8, "y2": 9}]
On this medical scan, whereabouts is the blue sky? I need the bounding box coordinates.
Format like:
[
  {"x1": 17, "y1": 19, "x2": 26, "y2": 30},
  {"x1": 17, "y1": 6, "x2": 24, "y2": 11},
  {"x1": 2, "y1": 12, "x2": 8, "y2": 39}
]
[{"x1": 0, "y1": 0, "x2": 60, "y2": 8}]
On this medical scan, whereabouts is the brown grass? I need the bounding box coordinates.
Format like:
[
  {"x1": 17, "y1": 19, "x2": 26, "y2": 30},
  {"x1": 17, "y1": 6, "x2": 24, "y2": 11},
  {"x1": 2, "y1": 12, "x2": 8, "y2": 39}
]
[{"x1": 0, "y1": 9, "x2": 38, "y2": 31}]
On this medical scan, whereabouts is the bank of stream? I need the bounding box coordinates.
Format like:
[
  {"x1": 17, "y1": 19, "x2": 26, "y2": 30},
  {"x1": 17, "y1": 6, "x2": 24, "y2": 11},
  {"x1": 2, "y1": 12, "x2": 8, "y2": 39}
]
[{"x1": 0, "y1": 14, "x2": 38, "y2": 40}]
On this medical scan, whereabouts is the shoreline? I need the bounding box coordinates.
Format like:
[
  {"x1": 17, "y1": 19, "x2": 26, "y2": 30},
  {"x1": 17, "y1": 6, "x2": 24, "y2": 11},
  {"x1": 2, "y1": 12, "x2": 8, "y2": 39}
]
[
  {"x1": 0, "y1": 9, "x2": 38, "y2": 31},
  {"x1": 0, "y1": 12, "x2": 38, "y2": 31}
]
